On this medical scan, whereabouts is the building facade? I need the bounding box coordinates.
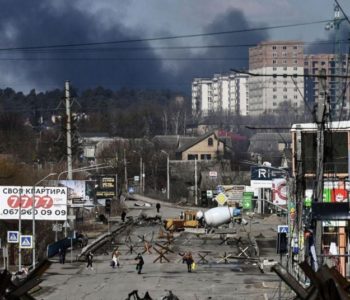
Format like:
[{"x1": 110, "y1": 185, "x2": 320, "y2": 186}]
[
  {"x1": 248, "y1": 41, "x2": 305, "y2": 115},
  {"x1": 191, "y1": 73, "x2": 249, "y2": 118},
  {"x1": 304, "y1": 53, "x2": 349, "y2": 118}
]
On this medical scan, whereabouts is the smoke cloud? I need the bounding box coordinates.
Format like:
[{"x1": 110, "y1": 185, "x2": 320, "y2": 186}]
[{"x1": 0, "y1": 1, "x2": 269, "y2": 93}]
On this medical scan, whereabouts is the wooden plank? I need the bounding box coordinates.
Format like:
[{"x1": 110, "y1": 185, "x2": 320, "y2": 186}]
[{"x1": 271, "y1": 264, "x2": 309, "y2": 299}]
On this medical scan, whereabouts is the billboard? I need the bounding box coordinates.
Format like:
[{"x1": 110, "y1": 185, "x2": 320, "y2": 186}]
[
  {"x1": 272, "y1": 178, "x2": 288, "y2": 206},
  {"x1": 95, "y1": 176, "x2": 117, "y2": 199},
  {"x1": 250, "y1": 166, "x2": 285, "y2": 188},
  {"x1": 0, "y1": 186, "x2": 67, "y2": 221},
  {"x1": 57, "y1": 180, "x2": 95, "y2": 206}
]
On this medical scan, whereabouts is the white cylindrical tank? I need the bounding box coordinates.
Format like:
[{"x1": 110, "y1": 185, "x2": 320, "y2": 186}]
[{"x1": 203, "y1": 207, "x2": 234, "y2": 227}]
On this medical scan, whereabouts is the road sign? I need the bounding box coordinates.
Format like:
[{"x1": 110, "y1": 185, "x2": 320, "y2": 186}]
[
  {"x1": 209, "y1": 171, "x2": 217, "y2": 178},
  {"x1": 62, "y1": 220, "x2": 70, "y2": 228},
  {"x1": 52, "y1": 223, "x2": 63, "y2": 232},
  {"x1": 7, "y1": 231, "x2": 19, "y2": 243},
  {"x1": 20, "y1": 235, "x2": 32, "y2": 249},
  {"x1": 215, "y1": 193, "x2": 227, "y2": 206},
  {"x1": 277, "y1": 225, "x2": 289, "y2": 234},
  {"x1": 134, "y1": 176, "x2": 140, "y2": 182}
]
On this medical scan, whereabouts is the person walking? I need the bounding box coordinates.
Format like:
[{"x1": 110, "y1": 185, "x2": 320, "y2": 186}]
[
  {"x1": 58, "y1": 248, "x2": 65, "y2": 264},
  {"x1": 86, "y1": 251, "x2": 94, "y2": 270},
  {"x1": 183, "y1": 252, "x2": 194, "y2": 273},
  {"x1": 135, "y1": 253, "x2": 144, "y2": 274},
  {"x1": 156, "y1": 203, "x2": 161, "y2": 213},
  {"x1": 121, "y1": 211, "x2": 126, "y2": 222},
  {"x1": 112, "y1": 247, "x2": 121, "y2": 268}
]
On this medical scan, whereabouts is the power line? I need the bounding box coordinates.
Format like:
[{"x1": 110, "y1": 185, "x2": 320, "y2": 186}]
[
  {"x1": 0, "y1": 19, "x2": 337, "y2": 52},
  {"x1": 3, "y1": 40, "x2": 348, "y2": 54},
  {"x1": 334, "y1": 0, "x2": 350, "y2": 24}
]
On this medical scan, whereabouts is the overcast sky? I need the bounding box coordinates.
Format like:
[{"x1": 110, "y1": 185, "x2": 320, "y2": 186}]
[{"x1": 0, "y1": 0, "x2": 349, "y2": 94}]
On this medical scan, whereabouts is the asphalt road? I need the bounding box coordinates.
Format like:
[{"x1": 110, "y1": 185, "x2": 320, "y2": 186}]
[{"x1": 34, "y1": 198, "x2": 288, "y2": 300}]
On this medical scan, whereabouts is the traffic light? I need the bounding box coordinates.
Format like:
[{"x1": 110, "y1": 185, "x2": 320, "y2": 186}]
[{"x1": 105, "y1": 199, "x2": 111, "y2": 214}]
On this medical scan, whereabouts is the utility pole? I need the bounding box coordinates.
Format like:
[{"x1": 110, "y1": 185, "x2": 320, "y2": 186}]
[
  {"x1": 194, "y1": 158, "x2": 198, "y2": 206},
  {"x1": 124, "y1": 149, "x2": 128, "y2": 192},
  {"x1": 314, "y1": 69, "x2": 328, "y2": 266},
  {"x1": 65, "y1": 81, "x2": 73, "y2": 237},
  {"x1": 65, "y1": 81, "x2": 73, "y2": 180},
  {"x1": 139, "y1": 156, "x2": 143, "y2": 194}
]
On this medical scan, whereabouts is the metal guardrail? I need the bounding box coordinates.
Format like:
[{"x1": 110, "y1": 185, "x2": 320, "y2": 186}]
[{"x1": 77, "y1": 219, "x2": 133, "y2": 261}]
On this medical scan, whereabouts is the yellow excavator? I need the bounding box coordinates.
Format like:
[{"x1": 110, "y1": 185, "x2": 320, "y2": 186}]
[{"x1": 165, "y1": 210, "x2": 200, "y2": 231}]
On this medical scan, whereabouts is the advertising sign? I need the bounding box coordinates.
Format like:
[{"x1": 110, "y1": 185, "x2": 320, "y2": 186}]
[
  {"x1": 0, "y1": 186, "x2": 67, "y2": 221},
  {"x1": 56, "y1": 180, "x2": 95, "y2": 205},
  {"x1": 272, "y1": 178, "x2": 288, "y2": 205},
  {"x1": 96, "y1": 176, "x2": 117, "y2": 199},
  {"x1": 250, "y1": 166, "x2": 285, "y2": 188}
]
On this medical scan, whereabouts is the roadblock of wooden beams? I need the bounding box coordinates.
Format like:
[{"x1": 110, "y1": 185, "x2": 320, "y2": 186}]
[
  {"x1": 272, "y1": 261, "x2": 350, "y2": 300},
  {"x1": 0, "y1": 259, "x2": 51, "y2": 300}
]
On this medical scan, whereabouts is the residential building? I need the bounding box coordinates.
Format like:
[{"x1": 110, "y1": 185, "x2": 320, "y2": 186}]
[
  {"x1": 175, "y1": 131, "x2": 225, "y2": 161},
  {"x1": 191, "y1": 73, "x2": 249, "y2": 118},
  {"x1": 248, "y1": 41, "x2": 305, "y2": 115},
  {"x1": 304, "y1": 53, "x2": 349, "y2": 117}
]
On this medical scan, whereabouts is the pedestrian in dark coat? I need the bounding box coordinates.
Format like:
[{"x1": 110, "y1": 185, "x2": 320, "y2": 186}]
[
  {"x1": 135, "y1": 253, "x2": 144, "y2": 274},
  {"x1": 58, "y1": 248, "x2": 65, "y2": 264},
  {"x1": 121, "y1": 211, "x2": 126, "y2": 222},
  {"x1": 183, "y1": 252, "x2": 194, "y2": 272},
  {"x1": 86, "y1": 251, "x2": 94, "y2": 270},
  {"x1": 156, "y1": 203, "x2": 161, "y2": 213}
]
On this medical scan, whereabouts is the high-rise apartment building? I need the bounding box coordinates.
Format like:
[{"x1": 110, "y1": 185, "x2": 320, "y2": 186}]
[
  {"x1": 248, "y1": 41, "x2": 305, "y2": 115},
  {"x1": 304, "y1": 53, "x2": 349, "y2": 117},
  {"x1": 191, "y1": 73, "x2": 249, "y2": 118}
]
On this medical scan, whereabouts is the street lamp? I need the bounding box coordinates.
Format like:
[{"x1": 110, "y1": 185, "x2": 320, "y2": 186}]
[
  {"x1": 32, "y1": 172, "x2": 57, "y2": 269},
  {"x1": 161, "y1": 150, "x2": 170, "y2": 200},
  {"x1": 57, "y1": 163, "x2": 111, "y2": 180}
]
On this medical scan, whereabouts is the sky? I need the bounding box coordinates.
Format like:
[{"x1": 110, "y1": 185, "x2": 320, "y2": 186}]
[{"x1": 0, "y1": 0, "x2": 349, "y2": 94}]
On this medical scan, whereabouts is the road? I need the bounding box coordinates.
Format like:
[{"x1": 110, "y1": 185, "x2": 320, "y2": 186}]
[{"x1": 34, "y1": 197, "x2": 288, "y2": 300}]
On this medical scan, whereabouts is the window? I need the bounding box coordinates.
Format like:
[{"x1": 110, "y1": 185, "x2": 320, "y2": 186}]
[
  {"x1": 293, "y1": 67, "x2": 298, "y2": 70},
  {"x1": 273, "y1": 102, "x2": 277, "y2": 106},
  {"x1": 208, "y1": 137, "x2": 213, "y2": 146},
  {"x1": 272, "y1": 46, "x2": 276, "y2": 50},
  {"x1": 283, "y1": 66, "x2": 287, "y2": 70},
  {"x1": 273, "y1": 95, "x2": 277, "y2": 99},
  {"x1": 293, "y1": 46, "x2": 298, "y2": 50},
  {"x1": 283, "y1": 81, "x2": 287, "y2": 85},
  {"x1": 273, "y1": 87, "x2": 277, "y2": 92},
  {"x1": 273, "y1": 81, "x2": 277, "y2": 85},
  {"x1": 188, "y1": 154, "x2": 198, "y2": 160},
  {"x1": 283, "y1": 46, "x2": 287, "y2": 50},
  {"x1": 294, "y1": 87, "x2": 298, "y2": 92},
  {"x1": 282, "y1": 52, "x2": 287, "y2": 57},
  {"x1": 283, "y1": 95, "x2": 288, "y2": 99},
  {"x1": 283, "y1": 60, "x2": 287, "y2": 64},
  {"x1": 273, "y1": 60, "x2": 276, "y2": 64},
  {"x1": 283, "y1": 87, "x2": 287, "y2": 92},
  {"x1": 200, "y1": 154, "x2": 212, "y2": 160},
  {"x1": 294, "y1": 95, "x2": 298, "y2": 99},
  {"x1": 273, "y1": 67, "x2": 277, "y2": 71},
  {"x1": 273, "y1": 52, "x2": 277, "y2": 57},
  {"x1": 294, "y1": 60, "x2": 298, "y2": 64}
]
